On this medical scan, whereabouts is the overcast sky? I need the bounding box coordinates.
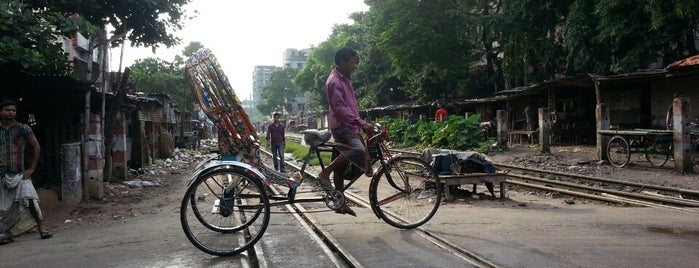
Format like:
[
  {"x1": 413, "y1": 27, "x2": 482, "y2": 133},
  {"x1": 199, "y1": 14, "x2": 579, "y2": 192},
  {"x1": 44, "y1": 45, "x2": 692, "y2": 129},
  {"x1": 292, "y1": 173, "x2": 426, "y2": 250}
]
[{"x1": 111, "y1": 0, "x2": 368, "y2": 100}]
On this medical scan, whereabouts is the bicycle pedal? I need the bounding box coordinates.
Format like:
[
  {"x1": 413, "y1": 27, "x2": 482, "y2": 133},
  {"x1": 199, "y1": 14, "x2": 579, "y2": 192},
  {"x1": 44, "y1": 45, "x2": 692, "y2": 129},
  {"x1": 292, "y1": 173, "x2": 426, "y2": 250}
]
[
  {"x1": 287, "y1": 187, "x2": 297, "y2": 201},
  {"x1": 211, "y1": 199, "x2": 220, "y2": 214}
]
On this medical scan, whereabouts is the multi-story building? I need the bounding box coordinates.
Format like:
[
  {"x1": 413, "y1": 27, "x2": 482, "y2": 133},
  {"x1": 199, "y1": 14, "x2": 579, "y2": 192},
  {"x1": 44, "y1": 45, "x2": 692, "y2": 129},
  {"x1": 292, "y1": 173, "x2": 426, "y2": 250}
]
[
  {"x1": 251, "y1": 48, "x2": 314, "y2": 129},
  {"x1": 283, "y1": 48, "x2": 312, "y2": 126},
  {"x1": 283, "y1": 48, "x2": 311, "y2": 69},
  {"x1": 252, "y1": 65, "x2": 282, "y2": 103}
]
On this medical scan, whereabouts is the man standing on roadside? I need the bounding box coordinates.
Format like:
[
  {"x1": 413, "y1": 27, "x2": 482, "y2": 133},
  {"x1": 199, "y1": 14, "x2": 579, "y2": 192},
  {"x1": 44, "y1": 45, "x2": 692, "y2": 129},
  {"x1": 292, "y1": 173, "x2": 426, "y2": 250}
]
[
  {"x1": 0, "y1": 99, "x2": 52, "y2": 245},
  {"x1": 523, "y1": 102, "x2": 537, "y2": 131},
  {"x1": 266, "y1": 112, "x2": 286, "y2": 172}
]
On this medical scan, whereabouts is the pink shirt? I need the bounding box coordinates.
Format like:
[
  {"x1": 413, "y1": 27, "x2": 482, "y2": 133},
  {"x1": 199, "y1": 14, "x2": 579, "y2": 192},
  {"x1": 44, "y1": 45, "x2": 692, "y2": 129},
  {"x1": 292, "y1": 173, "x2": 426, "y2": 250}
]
[{"x1": 325, "y1": 68, "x2": 366, "y2": 134}]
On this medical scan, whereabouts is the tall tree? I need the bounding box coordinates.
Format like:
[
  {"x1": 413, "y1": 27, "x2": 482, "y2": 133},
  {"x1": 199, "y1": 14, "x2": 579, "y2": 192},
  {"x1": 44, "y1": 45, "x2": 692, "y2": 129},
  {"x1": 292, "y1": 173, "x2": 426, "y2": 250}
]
[
  {"x1": 564, "y1": 0, "x2": 699, "y2": 74},
  {"x1": 0, "y1": 0, "x2": 192, "y2": 75},
  {"x1": 0, "y1": 0, "x2": 77, "y2": 74},
  {"x1": 129, "y1": 57, "x2": 192, "y2": 112},
  {"x1": 370, "y1": 0, "x2": 476, "y2": 99},
  {"x1": 39, "y1": 0, "x2": 191, "y2": 48},
  {"x1": 295, "y1": 34, "x2": 350, "y2": 110},
  {"x1": 501, "y1": 0, "x2": 571, "y2": 87}
]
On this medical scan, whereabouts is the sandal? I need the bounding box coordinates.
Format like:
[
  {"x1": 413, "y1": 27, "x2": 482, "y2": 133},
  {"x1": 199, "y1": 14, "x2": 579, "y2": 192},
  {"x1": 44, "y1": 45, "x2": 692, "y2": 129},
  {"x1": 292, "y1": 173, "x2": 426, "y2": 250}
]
[
  {"x1": 317, "y1": 174, "x2": 333, "y2": 189},
  {"x1": 0, "y1": 235, "x2": 14, "y2": 245},
  {"x1": 40, "y1": 230, "x2": 53, "y2": 239}
]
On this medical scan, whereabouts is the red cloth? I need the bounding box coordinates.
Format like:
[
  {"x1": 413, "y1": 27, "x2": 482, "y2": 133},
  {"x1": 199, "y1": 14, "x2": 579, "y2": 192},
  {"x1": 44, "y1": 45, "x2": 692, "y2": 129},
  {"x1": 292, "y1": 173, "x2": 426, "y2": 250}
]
[{"x1": 435, "y1": 108, "x2": 449, "y2": 122}]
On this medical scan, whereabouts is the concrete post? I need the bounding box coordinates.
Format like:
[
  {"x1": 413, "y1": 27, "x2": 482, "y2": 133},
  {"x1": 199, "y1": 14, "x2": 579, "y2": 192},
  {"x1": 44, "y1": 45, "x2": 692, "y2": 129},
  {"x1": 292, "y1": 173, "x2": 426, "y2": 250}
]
[
  {"x1": 85, "y1": 114, "x2": 104, "y2": 199},
  {"x1": 464, "y1": 112, "x2": 472, "y2": 119},
  {"x1": 538, "y1": 108, "x2": 551, "y2": 153},
  {"x1": 596, "y1": 104, "x2": 610, "y2": 160},
  {"x1": 496, "y1": 109, "x2": 508, "y2": 149},
  {"x1": 111, "y1": 111, "x2": 128, "y2": 180},
  {"x1": 61, "y1": 142, "x2": 82, "y2": 205},
  {"x1": 672, "y1": 97, "x2": 692, "y2": 173}
]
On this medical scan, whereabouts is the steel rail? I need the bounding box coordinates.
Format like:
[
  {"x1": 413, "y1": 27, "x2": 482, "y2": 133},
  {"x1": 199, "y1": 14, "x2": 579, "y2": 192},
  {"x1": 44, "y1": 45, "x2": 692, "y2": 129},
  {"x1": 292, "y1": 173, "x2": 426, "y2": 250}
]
[
  {"x1": 262, "y1": 146, "x2": 498, "y2": 267},
  {"x1": 506, "y1": 172, "x2": 699, "y2": 207},
  {"x1": 259, "y1": 148, "x2": 361, "y2": 268},
  {"x1": 495, "y1": 163, "x2": 699, "y2": 197}
]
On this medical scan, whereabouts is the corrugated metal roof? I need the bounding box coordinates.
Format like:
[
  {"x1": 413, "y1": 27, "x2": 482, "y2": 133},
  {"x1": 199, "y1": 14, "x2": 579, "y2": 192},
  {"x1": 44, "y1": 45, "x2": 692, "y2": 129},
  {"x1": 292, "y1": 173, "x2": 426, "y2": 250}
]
[{"x1": 494, "y1": 74, "x2": 595, "y2": 95}]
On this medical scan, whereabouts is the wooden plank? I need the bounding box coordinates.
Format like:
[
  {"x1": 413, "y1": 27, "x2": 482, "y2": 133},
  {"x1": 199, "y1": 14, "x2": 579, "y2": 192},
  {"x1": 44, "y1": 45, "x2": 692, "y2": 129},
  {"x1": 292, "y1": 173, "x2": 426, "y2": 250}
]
[
  {"x1": 509, "y1": 130, "x2": 537, "y2": 135},
  {"x1": 598, "y1": 129, "x2": 672, "y2": 135},
  {"x1": 439, "y1": 174, "x2": 507, "y2": 185}
]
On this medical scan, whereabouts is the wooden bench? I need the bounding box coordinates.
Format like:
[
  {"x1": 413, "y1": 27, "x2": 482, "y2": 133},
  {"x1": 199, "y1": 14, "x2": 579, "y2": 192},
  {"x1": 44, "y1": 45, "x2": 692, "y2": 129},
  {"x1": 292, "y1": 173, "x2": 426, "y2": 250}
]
[
  {"x1": 409, "y1": 171, "x2": 508, "y2": 201},
  {"x1": 438, "y1": 173, "x2": 508, "y2": 201},
  {"x1": 509, "y1": 130, "x2": 537, "y2": 144}
]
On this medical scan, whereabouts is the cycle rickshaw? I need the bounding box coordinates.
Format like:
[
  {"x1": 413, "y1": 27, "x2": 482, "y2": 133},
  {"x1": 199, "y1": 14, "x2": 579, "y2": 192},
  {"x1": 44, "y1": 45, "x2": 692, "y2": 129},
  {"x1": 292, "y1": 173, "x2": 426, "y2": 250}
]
[{"x1": 180, "y1": 49, "x2": 442, "y2": 256}]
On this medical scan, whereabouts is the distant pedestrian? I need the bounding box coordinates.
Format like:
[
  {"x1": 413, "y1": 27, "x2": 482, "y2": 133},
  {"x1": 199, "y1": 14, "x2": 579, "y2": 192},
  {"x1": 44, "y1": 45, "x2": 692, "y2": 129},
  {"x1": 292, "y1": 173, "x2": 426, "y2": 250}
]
[
  {"x1": 407, "y1": 112, "x2": 418, "y2": 125},
  {"x1": 435, "y1": 106, "x2": 449, "y2": 123},
  {"x1": 666, "y1": 93, "x2": 682, "y2": 130},
  {"x1": 266, "y1": 112, "x2": 286, "y2": 172},
  {"x1": 0, "y1": 99, "x2": 52, "y2": 245},
  {"x1": 523, "y1": 102, "x2": 537, "y2": 131}
]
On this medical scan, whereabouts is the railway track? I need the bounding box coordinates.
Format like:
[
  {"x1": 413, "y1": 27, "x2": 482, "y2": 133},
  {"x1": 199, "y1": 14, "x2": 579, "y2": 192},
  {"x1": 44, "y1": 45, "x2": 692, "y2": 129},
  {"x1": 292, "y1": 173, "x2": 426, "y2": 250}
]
[
  {"x1": 257, "y1": 147, "x2": 499, "y2": 268},
  {"x1": 497, "y1": 163, "x2": 699, "y2": 212}
]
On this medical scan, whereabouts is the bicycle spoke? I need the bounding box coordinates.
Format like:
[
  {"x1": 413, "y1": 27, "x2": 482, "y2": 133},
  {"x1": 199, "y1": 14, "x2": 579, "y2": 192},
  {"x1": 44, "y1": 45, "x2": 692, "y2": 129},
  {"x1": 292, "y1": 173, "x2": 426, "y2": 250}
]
[
  {"x1": 369, "y1": 156, "x2": 441, "y2": 229},
  {"x1": 180, "y1": 168, "x2": 270, "y2": 256}
]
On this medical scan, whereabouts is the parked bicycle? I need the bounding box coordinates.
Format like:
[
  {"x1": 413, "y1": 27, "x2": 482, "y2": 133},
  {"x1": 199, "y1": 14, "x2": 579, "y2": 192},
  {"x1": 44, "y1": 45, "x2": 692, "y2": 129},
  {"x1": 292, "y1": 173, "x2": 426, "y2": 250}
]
[{"x1": 179, "y1": 124, "x2": 442, "y2": 256}]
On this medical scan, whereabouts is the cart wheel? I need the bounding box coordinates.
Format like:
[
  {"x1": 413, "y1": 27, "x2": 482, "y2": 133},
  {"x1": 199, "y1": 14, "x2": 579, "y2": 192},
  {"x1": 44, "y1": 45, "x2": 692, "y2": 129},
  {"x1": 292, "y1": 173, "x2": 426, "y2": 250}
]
[
  {"x1": 645, "y1": 139, "x2": 671, "y2": 167},
  {"x1": 180, "y1": 168, "x2": 270, "y2": 256},
  {"x1": 607, "y1": 135, "x2": 630, "y2": 168}
]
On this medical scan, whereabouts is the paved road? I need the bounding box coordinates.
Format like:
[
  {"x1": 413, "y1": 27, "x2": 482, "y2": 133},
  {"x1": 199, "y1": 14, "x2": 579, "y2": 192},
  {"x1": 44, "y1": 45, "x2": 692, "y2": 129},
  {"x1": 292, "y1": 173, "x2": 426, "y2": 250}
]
[{"x1": 2, "y1": 173, "x2": 698, "y2": 267}]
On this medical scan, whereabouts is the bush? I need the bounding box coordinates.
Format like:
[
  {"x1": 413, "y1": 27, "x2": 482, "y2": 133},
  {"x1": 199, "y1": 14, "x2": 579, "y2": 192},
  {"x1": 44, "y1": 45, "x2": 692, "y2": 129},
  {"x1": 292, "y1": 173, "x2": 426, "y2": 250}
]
[{"x1": 382, "y1": 114, "x2": 492, "y2": 154}]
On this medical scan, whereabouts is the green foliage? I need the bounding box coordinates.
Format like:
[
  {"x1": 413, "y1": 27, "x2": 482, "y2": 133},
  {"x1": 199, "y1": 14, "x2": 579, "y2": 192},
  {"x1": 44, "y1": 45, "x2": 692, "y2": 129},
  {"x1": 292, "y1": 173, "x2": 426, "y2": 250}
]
[
  {"x1": 52, "y1": 0, "x2": 192, "y2": 49},
  {"x1": 370, "y1": 0, "x2": 477, "y2": 98},
  {"x1": 262, "y1": 136, "x2": 331, "y2": 166},
  {"x1": 382, "y1": 114, "x2": 492, "y2": 153},
  {"x1": 257, "y1": 67, "x2": 299, "y2": 116},
  {"x1": 564, "y1": 0, "x2": 699, "y2": 74},
  {"x1": 431, "y1": 114, "x2": 485, "y2": 149},
  {"x1": 129, "y1": 57, "x2": 193, "y2": 113},
  {"x1": 0, "y1": 0, "x2": 191, "y2": 75},
  {"x1": 292, "y1": 0, "x2": 699, "y2": 110},
  {"x1": 295, "y1": 33, "x2": 351, "y2": 111},
  {"x1": 284, "y1": 141, "x2": 332, "y2": 167},
  {"x1": 0, "y1": 0, "x2": 74, "y2": 74}
]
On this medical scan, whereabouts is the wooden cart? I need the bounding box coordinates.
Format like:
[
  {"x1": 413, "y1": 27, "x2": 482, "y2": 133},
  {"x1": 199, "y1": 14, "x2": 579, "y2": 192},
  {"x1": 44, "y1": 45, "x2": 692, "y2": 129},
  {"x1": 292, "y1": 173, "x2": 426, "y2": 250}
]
[{"x1": 598, "y1": 129, "x2": 673, "y2": 168}]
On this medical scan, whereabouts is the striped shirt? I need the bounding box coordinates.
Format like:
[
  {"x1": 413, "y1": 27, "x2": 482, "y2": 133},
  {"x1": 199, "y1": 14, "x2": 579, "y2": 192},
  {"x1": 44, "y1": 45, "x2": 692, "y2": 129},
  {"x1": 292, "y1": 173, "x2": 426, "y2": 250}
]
[{"x1": 0, "y1": 121, "x2": 33, "y2": 175}]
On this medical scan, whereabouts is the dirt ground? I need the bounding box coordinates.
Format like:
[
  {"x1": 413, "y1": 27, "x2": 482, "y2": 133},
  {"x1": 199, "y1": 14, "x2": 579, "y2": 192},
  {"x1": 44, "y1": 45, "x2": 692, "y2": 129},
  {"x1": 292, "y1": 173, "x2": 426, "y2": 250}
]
[
  {"x1": 25, "y1": 143, "x2": 699, "y2": 239},
  {"x1": 33, "y1": 149, "x2": 206, "y2": 236}
]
